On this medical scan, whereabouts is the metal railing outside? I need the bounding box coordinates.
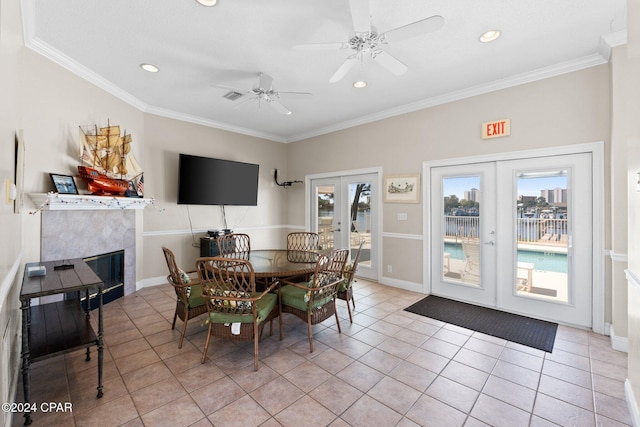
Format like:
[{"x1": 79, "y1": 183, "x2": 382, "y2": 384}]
[{"x1": 443, "y1": 215, "x2": 568, "y2": 245}]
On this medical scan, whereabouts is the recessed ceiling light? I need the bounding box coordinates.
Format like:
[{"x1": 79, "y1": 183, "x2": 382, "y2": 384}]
[
  {"x1": 196, "y1": 0, "x2": 217, "y2": 6},
  {"x1": 353, "y1": 80, "x2": 367, "y2": 88},
  {"x1": 479, "y1": 30, "x2": 501, "y2": 43},
  {"x1": 140, "y1": 63, "x2": 159, "y2": 73}
]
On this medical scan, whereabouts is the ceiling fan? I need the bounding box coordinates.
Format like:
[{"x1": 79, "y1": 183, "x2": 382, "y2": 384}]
[
  {"x1": 216, "y1": 72, "x2": 312, "y2": 115},
  {"x1": 294, "y1": 0, "x2": 444, "y2": 82}
]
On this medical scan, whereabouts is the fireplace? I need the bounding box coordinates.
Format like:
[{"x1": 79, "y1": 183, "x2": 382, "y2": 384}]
[
  {"x1": 41, "y1": 209, "x2": 137, "y2": 299},
  {"x1": 78, "y1": 250, "x2": 125, "y2": 309}
]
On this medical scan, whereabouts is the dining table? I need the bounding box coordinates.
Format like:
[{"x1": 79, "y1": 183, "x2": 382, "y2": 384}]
[{"x1": 241, "y1": 249, "x2": 319, "y2": 281}]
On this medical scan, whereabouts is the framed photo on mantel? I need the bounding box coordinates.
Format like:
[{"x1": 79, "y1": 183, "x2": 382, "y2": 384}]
[
  {"x1": 49, "y1": 173, "x2": 79, "y2": 195},
  {"x1": 384, "y1": 174, "x2": 420, "y2": 203}
]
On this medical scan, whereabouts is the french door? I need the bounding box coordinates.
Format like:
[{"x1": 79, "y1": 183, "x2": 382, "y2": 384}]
[
  {"x1": 430, "y1": 153, "x2": 593, "y2": 327},
  {"x1": 310, "y1": 172, "x2": 378, "y2": 281}
]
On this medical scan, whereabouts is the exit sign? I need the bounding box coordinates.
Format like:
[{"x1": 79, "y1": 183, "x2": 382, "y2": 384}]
[{"x1": 482, "y1": 119, "x2": 511, "y2": 139}]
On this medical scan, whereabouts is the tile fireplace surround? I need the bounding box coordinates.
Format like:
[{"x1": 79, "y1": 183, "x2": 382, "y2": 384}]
[{"x1": 40, "y1": 208, "x2": 137, "y2": 296}]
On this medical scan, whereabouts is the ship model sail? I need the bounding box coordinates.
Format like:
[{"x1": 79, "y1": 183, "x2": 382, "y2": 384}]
[{"x1": 78, "y1": 123, "x2": 143, "y2": 196}]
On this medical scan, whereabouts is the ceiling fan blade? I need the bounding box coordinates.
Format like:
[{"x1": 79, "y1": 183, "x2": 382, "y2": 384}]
[
  {"x1": 373, "y1": 50, "x2": 407, "y2": 75},
  {"x1": 293, "y1": 42, "x2": 346, "y2": 51},
  {"x1": 213, "y1": 84, "x2": 251, "y2": 94},
  {"x1": 349, "y1": 0, "x2": 370, "y2": 33},
  {"x1": 329, "y1": 57, "x2": 359, "y2": 83},
  {"x1": 258, "y1": 72, "x2": 273, "y2": 91},
  {"x1": 382, "y1": 15, "x2": 444, "y2": 43},
  {"x1": 268, "y1": 99, "x2": 292, "y2": 115},
  {"x1": 278, "y1": 91, "x2": 313, "y2": 96}
]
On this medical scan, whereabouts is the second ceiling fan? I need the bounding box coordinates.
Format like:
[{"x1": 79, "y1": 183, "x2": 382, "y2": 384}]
[
  {"x1": 217, "y1": 72, "x2": 312, "y2": 115},
  {"x1": 295, "y1": 0, "x2": 444, "y2": 82}
]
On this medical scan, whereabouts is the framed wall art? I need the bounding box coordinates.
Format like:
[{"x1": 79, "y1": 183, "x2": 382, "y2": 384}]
[
  {"x1": 384, "y1": 174, "x2": 420, "y2": 203},
  {"x1": 14, "y1": 130, "x2": 26, "y2": 213}
]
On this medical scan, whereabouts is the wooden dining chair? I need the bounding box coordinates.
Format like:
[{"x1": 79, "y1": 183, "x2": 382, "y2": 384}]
[
  {"x1": 196, "y1": 256, "x2": 280, "y2": 370},
  {"x1": 217, "y1": 233, "x2": 251, "y2": 259},
  {"x1": 278, "y1": 248, "x2": 349, "y2": 352},
  {"x1": 162, "y1": 246, "x2": 208, "y2": 349},
  {"x1": 287, "y1": 232, "x2": 319, "y2": 252},
  {"x1": 286, "y1": 232, "x2": 320, "y2": 277},
  {"x1": 337, "y1": 240, "x2": 364, "y2": 323}
]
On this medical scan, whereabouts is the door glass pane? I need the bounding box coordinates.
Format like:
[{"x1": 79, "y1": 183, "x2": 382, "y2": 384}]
[
  {"x1": 316, "y1": 185, "x2": 335, "y2": 250},
  {"x1": 349, "y1": 181, "x2": 371, "y2": 266},
  {"x1": 442, "y1": 176, "x2": 481, "y2": 286},
  {"x1": 515, "y1": 172, "x2": 568, "y2": 302}
]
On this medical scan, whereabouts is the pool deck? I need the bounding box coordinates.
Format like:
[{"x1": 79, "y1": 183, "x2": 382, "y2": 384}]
[
  {"x1": 444, "y1": 237, "x2": 568, "y2": 254},
  {"x1": 444, "y1": 257, "x2": 569, "y2": 303}
]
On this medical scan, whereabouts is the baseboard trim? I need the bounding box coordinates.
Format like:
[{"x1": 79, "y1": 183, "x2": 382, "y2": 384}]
[
  {"x1": 379, "y1": 276, "x2": 424, "y2": 293},
  {"x1": 136, "y1": 276, "x2": 167, "y2": 291},
  {"x1": 625, "y1": 379, "x2": 640, "y2": 427},
  {"x1": 609, "y1": 324, "x2": 629, "y2": 353}
]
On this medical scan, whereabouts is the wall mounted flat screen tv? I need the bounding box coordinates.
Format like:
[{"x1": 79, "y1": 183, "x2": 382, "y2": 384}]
[{"x1": 177, "y1": 154, "x2": 259, "y2": 206}]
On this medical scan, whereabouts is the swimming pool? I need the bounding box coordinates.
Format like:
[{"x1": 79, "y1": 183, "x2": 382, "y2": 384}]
[{"x1": 444, "y1": 242, "x2": 567, "y2": 273}]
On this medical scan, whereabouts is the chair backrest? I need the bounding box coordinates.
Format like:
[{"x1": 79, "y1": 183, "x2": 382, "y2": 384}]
[
  {"x1": 307, "y1": 248, "x2": 348, "y2": 291},
  {"x1": 304, "y1": 251, "x2": 346, "y2": 305},
  {"x1": 287, "y1": 232, "x2": 319, "y2": 262},
  {"x1": 196, "y1": 257, "x2": 256, "y2": 315},
  {"x1": 217, "y1": 233, "x2": 251, "y2": 258},
  {"x1": 162, "y1": 246, "x2": 192, "y2": 303},
  {"x1": 287, "y1": 232, "x2": 319, "y2": 251},
  {"x1": 327, "y1": 248, "x2": 349, "y2": 278},
  {"x1": 162, "y1": 246, "x2": 184, "y2": 286}
]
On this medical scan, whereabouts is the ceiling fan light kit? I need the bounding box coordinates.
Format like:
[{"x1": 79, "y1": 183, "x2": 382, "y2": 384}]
[{"x1": 295, "y1": 0, "x2": 444, "y2": 83}]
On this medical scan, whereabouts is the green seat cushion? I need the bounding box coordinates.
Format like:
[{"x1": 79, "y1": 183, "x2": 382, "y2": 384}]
[
  {"x1": 280, "y1": 284, "x2": 333, "y2": 312},
  {"x1": 186, "y1": 284, "x2": 206, "y2": 308},
  {"x1": 207, "y1": 292, "x2": 277, "y2": 324}
]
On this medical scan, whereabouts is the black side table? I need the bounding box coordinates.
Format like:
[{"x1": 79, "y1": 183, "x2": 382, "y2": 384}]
[{"x1": 19, "y1": 259, "x2": 104, "y2": 425}]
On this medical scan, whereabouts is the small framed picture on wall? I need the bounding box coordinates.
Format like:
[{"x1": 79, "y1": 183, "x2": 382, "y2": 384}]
[{"x1": 384, "y1": 174, "x2": 420, "y2": 203}]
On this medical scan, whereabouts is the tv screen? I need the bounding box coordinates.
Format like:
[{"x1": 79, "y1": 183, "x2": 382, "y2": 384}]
[{"x1": 177, "y1": 154, "x2": 259, "y2": 206}]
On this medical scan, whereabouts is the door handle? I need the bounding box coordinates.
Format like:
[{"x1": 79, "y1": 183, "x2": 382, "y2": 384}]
[
  {"x1": 484, "y1": 241, "x2": 495, "y2": 246},
  {"x1": 334, "y1": 229, "x2": 341, "y2": 232}
]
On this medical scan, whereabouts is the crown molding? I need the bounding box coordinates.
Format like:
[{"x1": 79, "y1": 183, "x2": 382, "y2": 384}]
[
  {"x1": 143, "y1": 106, "x2": 287, "y2": 143},
  {"x1": 21, "y1": 0, "x2": 615, "y2": 145}
]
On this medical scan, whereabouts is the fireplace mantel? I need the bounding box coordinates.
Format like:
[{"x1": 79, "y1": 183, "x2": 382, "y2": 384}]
[{"x1": 29, "y1": 192, "x2": 153, "y2": 211}]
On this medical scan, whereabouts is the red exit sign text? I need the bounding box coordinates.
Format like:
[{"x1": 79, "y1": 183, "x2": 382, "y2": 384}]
[{"x1": 482, "y1": 119, "x2": 511, "y2": 139}]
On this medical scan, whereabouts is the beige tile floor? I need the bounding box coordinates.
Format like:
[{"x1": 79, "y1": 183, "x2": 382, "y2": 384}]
[{"x1": 12, "y1": 279, "x2": 632, "y2": 427}]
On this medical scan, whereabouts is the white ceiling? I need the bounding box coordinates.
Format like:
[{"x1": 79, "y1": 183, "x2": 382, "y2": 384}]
[{"x1": 22, "y1": 0, "x2": 627, "y2": 143}]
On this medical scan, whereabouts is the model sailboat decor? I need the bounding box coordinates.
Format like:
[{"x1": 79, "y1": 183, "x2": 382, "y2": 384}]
[{"x1": 77, "y1": 123, "x2": 143, "y2": 196}]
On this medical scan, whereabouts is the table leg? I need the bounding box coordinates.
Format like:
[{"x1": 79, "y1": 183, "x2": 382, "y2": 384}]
[
  {"x1": 20, "y1": 298, "x2": 32, "y2": 426},
  {"x1": 97, "y1": 286, "x2": 104, "y2": 398}
]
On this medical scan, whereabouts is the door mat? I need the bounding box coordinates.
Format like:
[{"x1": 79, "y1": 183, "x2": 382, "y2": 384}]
[{"x1": 404, "y1": 295, "x2": 558, "y2": 352}]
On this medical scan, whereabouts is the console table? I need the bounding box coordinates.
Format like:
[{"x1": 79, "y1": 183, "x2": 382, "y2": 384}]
[{"x1": 20, "y1": 259, "x2": 104, "y2": 425}]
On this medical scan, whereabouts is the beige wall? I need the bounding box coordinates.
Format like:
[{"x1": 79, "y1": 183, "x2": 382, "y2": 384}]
[
  {"x1": 611, "y1": 45, "x2": 630, "y2": 341},
  {"x1": 288, "y1": 66, "x2": 612, "y2": 294},
  {"x1": 624, "y1": 0, "x2": 640, "y2": 419},
  {"x1": 0, "y1": 1, "x2": 25, "y2": 423},
  {"x1": 140, "y1": 114, "x2": 291, "y2": 280}
]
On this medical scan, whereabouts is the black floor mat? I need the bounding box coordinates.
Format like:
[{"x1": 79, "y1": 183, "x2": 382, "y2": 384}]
[{"x1": 404, "y1": 295, "x2": 558, "y2": 352}]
